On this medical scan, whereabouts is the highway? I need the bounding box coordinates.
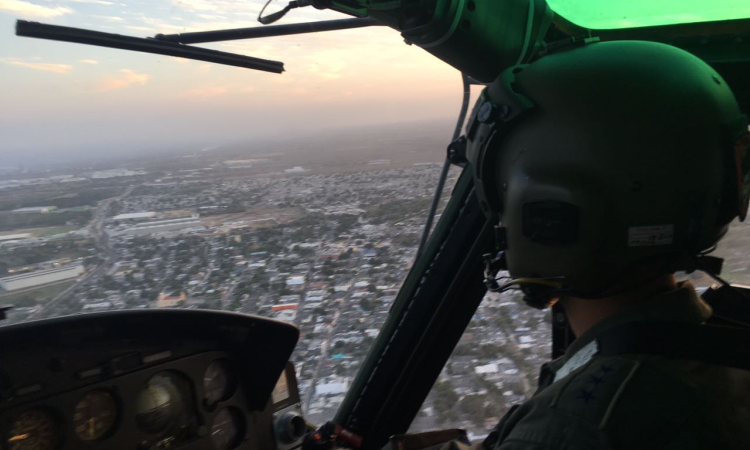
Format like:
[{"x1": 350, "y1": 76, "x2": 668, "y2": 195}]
[{"x1": 30, "y1": 185, "x2": 135, "y2": 320}]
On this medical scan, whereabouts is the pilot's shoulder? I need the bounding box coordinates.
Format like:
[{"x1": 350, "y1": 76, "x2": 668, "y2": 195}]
[
  {"x1": 493, "y1": 358, "x2": 632, "y2": 449},
  {"x1": 547, "y1": 356, "x2": 645, "y2": 423},
  {"x1": 549, "y1": 355, "x2": 705, "y2": 445},
  {"x1": 496, "y1": 356, "x2": 710, "y2": 449}
]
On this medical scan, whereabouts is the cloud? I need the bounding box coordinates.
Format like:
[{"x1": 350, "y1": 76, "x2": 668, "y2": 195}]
[
  {"x1": 169, "y1": 0, "x2": 222, "y2": 12},
  {"x1": 126, "y1": 25, "x2": 152, "y2": 32},
  {"x1": 2, "y1": 58, "x2": 72, "y2": 73},
  {"x1": 196, "y1": 13, "x2": 226, "y2": 20},
  {"x1": 242, "y1": 86, "x2": 255, "y2": 93},
  {"x1": 95, "y1": 69, "x2": 149, "y2": 92},
  {"x1": 79, "y1": 59, "x2": 98, "y2": 65},
  {"x1": 179, "y1": 86, "x2": 228, "y2": 98},
  {"x1": 69, "y1": 0, "x2": 114, "y2": 4},
  {"x1": 0, "y1": 0, "x2": 73, "y2": 18},
  {"x1": 95, "y1": 14, "x2": 124, "y2": 22}
]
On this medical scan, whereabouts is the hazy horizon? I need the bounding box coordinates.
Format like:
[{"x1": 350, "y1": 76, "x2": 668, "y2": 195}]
[
  {"x1": 0, "y1": 117, "x2": 459, "y2": 171},
  {"x1": 0, "y1": 0, "x2": 467, "y2": 162}
]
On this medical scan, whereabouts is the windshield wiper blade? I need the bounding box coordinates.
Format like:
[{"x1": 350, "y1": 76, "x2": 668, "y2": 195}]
[
  {"x1": 15, "y1": 20, "x2": 284, "y2": 74},
  {"x1": 154, "y1": 18, "x2": 382, "y2": 44}
]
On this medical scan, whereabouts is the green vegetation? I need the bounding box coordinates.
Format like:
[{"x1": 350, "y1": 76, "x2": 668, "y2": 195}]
[
  {"x1": 367, "y1": 198, "x2": 432, "y2": 225},
  {"x1": 0, "y1": 238, "x2": 93, "y2": 273},
  {"x1": 0, "y1": 210, "x2": 91, "y2": 232},
  {"x1": 0, "y1": 280, "x2": 76, "y2": 307},
  {"x1": 460, "y1": 394, "x2": 501, "y2": 427},
  {"x1": 433, "y1": 380, "x2": 459, "y2": 425},
  {"x1": 0, "y1": 186, "x2": 120, "y2": 211}
]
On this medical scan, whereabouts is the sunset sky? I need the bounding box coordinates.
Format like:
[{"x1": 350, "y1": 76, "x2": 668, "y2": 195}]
[{"x1": 0, "y1": 0, "x2": 464, "y2": 161}]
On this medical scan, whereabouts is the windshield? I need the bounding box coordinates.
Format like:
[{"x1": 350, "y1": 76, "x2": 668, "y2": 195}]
[
  {"x1": 548, "y1": 0, "x2": 750, "y2": 29},
  {"x1": 0, "y1": 0, "x2": 467, "y2": 429}
]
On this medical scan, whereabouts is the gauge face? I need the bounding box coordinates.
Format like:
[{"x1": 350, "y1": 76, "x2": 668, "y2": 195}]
[
  {"x1": 73, "y1": 390, "x2": 118, "y2": 441},
  {"x1": 203, "y1": 360, "x2": 236, "y2": 406},
  {"x1": 7, "y1": 409, "x2": 59, "y2": 450},
  {"x1": 210, "y1": 407, "x2": 244, "y2": 450},
  {"x1": 135, "y1": 371, "x2": 194, "y2": 438}
]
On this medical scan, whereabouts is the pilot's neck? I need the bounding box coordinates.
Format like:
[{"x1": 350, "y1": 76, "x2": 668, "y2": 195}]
[{"x1": 560, "y1": 274, "x2": 678, "y2": 337}]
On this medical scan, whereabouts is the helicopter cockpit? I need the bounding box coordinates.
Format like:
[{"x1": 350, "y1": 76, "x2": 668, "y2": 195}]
[
  {"x1": 0, "y1": 309, "x2": 302, "y2": 450},
  {"x1": 3, "y1": 1, "x2": 750, "y2": 450}
]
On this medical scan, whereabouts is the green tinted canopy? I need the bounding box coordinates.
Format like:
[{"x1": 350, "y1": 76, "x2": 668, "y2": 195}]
[{"x1": 547, "y1": 0, "x2": 750, "y2": 29}]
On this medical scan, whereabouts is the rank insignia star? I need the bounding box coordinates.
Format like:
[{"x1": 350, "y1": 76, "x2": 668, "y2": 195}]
[
  {"x1": 577, "y1": 389, "x2": 596, "y2": 403},
  {"x1": 599, "y1": 364, "x2": 614, "y2": 374},
  {"x1": 588, "y1": 374, "x2": 604, "y2": 386}
]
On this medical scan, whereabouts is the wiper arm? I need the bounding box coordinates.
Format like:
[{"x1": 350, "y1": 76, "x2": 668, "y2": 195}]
[
  {"x1": 15, "y1": 20, "x2": 284, "y2": 74},
  {"x1": 155, "y1": 18, "x2": 382, "y2": 44}
]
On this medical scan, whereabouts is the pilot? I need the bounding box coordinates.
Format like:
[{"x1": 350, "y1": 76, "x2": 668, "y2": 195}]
[{"x1": 458, "y1": 40, "x2": 750, "y2": 449}]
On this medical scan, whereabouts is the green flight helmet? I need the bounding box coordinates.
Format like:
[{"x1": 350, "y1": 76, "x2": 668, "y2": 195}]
[{"x1": 466, "y1": 40, "x2": 750, "y2": 306}]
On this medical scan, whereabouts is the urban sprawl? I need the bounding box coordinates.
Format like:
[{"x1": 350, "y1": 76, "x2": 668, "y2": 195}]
[{"x1": 3, "y1": 150, "x2": 743, "y2": 437}]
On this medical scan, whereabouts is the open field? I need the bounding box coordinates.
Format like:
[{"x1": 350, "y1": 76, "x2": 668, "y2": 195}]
[
  {"x1": 0, "y1": 225, "x2": 80, "y2": 238},
  {"x1": 200, "y1": 207, "x2": 305, "y2": 231},
  {"x1": 0, "y1": 280, "x2": 76, "y2": 307}
]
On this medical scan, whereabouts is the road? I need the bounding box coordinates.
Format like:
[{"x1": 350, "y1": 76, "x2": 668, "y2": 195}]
[
  {"x1": 30, "y1": 185, "x2": 135, "y2": 320},
  {"x1": 302, "y1": 254, "x2": 360, "y2": 412}
]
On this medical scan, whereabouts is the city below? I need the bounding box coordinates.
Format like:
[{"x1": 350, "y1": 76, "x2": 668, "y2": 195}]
[{"x1": 1, "y1": 124, "x2": 748, "y2": 437}]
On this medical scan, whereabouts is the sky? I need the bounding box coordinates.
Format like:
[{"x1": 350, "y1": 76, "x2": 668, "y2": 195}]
[{"x1": 0, "y1": 0, "x2": 464, "y2": 162}]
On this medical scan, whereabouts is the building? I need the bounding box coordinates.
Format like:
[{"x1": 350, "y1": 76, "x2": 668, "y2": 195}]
[
  {"x1": 286, "y1": 276, "x2": 306, "y2": 287},
  {"x1": 0, "y1": 233, "x2": 32, "y2": 242},
  {"x1": 12, "y1": 206, "x2": 56, "y2": 214},
  {"x1": 90, "y1": 169, "x2": 145, "y2": 178},
  {"x1": 156, "y1": 291, "x2": 187, "y2": 308},
  {"x1": 271, "y1": 303, "x2": 298, "y2": 312},
  {"x1": 274, "y1": 310, "x2": 297, "y2": 323},
  {"x1": 82, "y1": 301, "x2": 113, "y2": 312},
  {"x1": 315, "y1": 381, "x2": 349, "y2": 396},
  {"x1": 0, "y1": 264, "x2": 84, "y2": 291},
  {"x1": 474, "y1": 363, "x2": 500, "y2": 375},
  {"x1": 123, "y1": 216, "x2": 205, "y2": 236},
  {"x1": 112, "y1": 212, "x2": 156, "y2": 221}
]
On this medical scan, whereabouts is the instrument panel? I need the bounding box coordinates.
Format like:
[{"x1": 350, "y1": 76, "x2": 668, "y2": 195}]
[{"x1": 0, "y1": 310, "x2": 303, "y2": 450}]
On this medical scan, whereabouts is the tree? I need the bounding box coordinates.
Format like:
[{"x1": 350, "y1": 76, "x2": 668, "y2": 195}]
[
  {"x1": 229, "y1": 298, "x2": 242, "y2": 311},
  {"x1": 360, "y1": 298, "x2": 374, "y2": 311},
  {"x1": 459, "y1": 395, "x2": 486, "y2": 426},
  {"x1": 433, "y1": 381, "x2": 459, "y2": 425}
]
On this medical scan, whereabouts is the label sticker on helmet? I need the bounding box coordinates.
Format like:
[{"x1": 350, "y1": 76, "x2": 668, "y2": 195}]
[{"x1": 628, "y1": 225, "x2": 674, "y2": 247}]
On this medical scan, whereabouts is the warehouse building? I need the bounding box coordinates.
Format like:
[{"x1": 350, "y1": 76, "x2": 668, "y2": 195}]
[
  {"x1": 112, "y1": 212, "x2": 156, "y2": 221},
  {"x1": 0, "y1": 264, "x2": 84, "y2": 291},
  {"x1": 123, "y1": 216, "x2": 205, "y2": 236},
  {"x1": 12, "y1": 206, "x2": 56, "y2": 214}
]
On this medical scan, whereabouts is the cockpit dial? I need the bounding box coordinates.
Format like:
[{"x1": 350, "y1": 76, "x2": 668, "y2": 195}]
[
  {"x1": 6, "y1": 409, "x2": 59, "y2": 450},
  {"x1": 211, "y1": 407, "x2": 245, "y2": 450},
  {"x1": 73, "y1": 390, "x2": 118, "y2": 441},
  {"x1": 203, "y1": 360, "x2": 236, "y2": 406},
  {"x1": 134, "y1": 371, "x2": 196, "y2": 446}
]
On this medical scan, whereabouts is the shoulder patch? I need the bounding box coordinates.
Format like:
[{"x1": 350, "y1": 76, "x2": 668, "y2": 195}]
[
  {"x1": 551, "y1": 357, "x2": 640, "y2": 425},
  {"x1": 554, "y1": 340, "x2": 599, "y2": 382}
]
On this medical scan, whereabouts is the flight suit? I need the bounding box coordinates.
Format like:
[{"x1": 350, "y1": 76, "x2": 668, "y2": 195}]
[{"x1": 431, "y1": 281, "x2": 750, "y2": 450}]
